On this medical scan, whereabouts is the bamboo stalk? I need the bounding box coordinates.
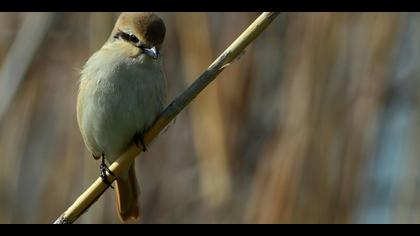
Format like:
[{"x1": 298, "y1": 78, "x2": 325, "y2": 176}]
[
  {"x1": 54, "y1": 12, "x2": 280, "y2": 224},
  {"x1": 175, "y1": 13, "x2": 231, "y2": 208}
]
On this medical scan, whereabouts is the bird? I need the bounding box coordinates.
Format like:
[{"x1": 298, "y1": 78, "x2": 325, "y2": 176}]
[{"x1": 76, "y1": 12, "x2": 167, "y2": 222}]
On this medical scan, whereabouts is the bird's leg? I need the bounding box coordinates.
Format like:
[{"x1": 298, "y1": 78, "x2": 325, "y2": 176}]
[
  {"x1": 134, "y1": 131, "x2": 147, "y2": 152},
  {"x1": 100, "y1": 153, "x2": 115, "y2": 189}
]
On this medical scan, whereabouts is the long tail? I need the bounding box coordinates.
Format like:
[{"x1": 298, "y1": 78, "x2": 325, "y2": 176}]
[{"x1": 115, "y1": 162, "x2": 141, "y2": 222}]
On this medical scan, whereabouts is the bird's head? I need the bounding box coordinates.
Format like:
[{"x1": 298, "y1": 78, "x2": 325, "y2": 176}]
[{"x1": 109, "y1": 12, "x2": 166, "y2": 60}]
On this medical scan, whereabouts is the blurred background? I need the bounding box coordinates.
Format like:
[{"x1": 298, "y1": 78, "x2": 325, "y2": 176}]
[{"x1": 0, "y1": 12, "x2": 419, "y2": 224}]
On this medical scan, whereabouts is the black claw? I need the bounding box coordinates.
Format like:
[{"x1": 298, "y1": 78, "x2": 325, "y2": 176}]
[
  {"x1": 101, "y1": 154, "x2": 115, "y2": 176},
  {"x1": 134, "y1": 132, "x2": 147, "y2": 152},
  {"x1": 100, "y1": 154, "x2": 114, "y2": 189}
]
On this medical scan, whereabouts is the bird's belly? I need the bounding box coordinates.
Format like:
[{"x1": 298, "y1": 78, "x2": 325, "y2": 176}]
[{"x1": 79, "y1": 66, "x2": 165, "y2": 162}]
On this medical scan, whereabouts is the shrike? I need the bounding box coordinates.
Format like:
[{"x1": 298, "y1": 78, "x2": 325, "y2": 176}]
[{"x1": 77, "y1": 12, "x2": 167, "y2": 222}]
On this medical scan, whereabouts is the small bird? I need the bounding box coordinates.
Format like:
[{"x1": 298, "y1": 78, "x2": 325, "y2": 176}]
[{"x1": 77, "y1": 12, "x2": 167, "y2": 222}]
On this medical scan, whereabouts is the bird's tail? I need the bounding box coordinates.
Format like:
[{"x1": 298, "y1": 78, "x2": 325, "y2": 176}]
[{"x1": 115, "y1": 163, "x2": 141, "y2": 222}]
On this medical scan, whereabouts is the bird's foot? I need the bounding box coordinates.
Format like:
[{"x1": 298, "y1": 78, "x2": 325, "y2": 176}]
[
  {"x1": 134, "y1": 132, "x2": 147, "y2": 152},
  {"x1": 100, "y1": 154, "x2": 115, "y2": 189}
]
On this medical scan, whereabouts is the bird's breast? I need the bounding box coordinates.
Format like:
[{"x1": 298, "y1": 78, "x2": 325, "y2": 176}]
[{"x1": 78, "y1": 53, "x2": 167, "y2": 161}]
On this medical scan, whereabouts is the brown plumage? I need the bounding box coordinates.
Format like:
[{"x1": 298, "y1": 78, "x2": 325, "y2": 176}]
[
  {"x1": 110, "y1": 12, "x2": 166, "y2": 50},
  {"x1": 115, "y1": 164, "x2": 141, "y2": 222}
]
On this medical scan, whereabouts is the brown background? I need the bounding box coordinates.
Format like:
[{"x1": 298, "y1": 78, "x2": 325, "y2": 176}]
[{"x1": 0, "y1": 12, "x2": 418, "y2": 223}]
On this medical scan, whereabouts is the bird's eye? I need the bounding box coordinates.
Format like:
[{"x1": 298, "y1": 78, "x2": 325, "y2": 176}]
[
  {"x1": 128, "y1": 33, "x2": 139, "y2": 43},
  {"x1": 114, "y1": 30, "x2": 139, "y2": 44}
]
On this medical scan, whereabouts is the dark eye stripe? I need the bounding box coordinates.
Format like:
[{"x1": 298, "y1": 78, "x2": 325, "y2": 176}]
[
  {"x1": 129, "y1": 34, "x2": 139, "y2": 43},
  {"x1": 114, "y1": 31, "x2": 139, "y2": 44}
]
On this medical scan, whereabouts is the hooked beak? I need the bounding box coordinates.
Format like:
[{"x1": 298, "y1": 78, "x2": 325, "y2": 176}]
[{"x1": 143, "y1": 46, "x2": 158, "y2": 59}]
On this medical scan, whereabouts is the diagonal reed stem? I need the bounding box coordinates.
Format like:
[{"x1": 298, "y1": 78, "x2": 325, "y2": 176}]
[{"x1": 54, "y1": 12, "x2": 280, "y2": 224}]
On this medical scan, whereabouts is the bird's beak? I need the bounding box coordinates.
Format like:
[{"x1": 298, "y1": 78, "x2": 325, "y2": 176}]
[{"x1": 143, "y1": 46, "x2": 158, "y2": 59}]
